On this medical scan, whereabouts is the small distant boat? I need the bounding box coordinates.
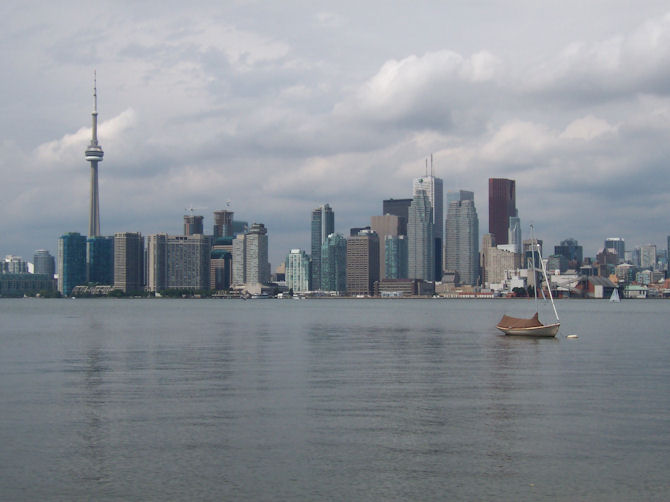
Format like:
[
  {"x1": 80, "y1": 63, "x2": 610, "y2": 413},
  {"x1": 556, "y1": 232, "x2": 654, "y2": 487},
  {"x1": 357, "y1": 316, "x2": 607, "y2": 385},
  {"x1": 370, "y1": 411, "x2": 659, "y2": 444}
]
[
  {"x1": 609, "y1": 288, "x2": 620, "y2": 303},
  {"x1": 496, "y1": 225, "x2": 560, "y2": 338}
]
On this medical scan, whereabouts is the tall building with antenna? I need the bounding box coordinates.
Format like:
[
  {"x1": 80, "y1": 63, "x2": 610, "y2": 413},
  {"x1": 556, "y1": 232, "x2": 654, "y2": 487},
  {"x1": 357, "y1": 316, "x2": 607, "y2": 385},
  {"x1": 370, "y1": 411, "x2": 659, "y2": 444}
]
[
  {"x1": 84, "y1": 72, "x2": 104, "y2": 237},
  {"x1": 413, "y1": 155, "x2": 443, "y2": 281}
]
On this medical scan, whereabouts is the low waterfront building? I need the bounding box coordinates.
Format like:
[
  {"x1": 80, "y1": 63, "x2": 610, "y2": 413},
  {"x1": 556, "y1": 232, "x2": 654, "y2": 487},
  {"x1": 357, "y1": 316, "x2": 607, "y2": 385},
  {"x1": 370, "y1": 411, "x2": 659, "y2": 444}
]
[
  {"x1": 373, "y1": 278, "x2": 434, "y2": 297},
  {"x1": 0, "y1": 273, "x2": 55, "y2": 297}
]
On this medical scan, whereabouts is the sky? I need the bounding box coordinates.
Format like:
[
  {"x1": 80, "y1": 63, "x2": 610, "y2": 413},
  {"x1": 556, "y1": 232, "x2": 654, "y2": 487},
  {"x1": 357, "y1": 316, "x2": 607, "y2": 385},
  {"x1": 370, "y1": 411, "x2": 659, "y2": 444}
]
[{"x1": 2, "y1": 0, "x2": 670, "y2": 269}]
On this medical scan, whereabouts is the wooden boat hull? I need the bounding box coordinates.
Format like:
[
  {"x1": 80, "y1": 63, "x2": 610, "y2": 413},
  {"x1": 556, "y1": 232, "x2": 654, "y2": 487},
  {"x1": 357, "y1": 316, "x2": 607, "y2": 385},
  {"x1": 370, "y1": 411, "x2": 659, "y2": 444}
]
[{"x1": 496, "y1": 322, "x2": 560, "y2": 337}]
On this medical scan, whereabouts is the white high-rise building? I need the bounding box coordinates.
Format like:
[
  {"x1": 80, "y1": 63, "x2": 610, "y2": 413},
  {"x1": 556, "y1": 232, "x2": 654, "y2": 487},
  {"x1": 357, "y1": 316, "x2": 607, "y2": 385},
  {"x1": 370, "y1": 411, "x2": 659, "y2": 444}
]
[
  {"x1": 508, "y1": 216, "x2": 521, "y2": 254},
  {"x1": 246, "y1": 223, "x2": 269, "y2": 285},
  {"x1": 640, "y1": 244, "x2": 657, "y2": 269},
  {"x1": 285, "y1": 249, "x2": 310, "y2": 293},
  {"x1": 232, "y1": 223, "x2": 270, "y2": 286}
]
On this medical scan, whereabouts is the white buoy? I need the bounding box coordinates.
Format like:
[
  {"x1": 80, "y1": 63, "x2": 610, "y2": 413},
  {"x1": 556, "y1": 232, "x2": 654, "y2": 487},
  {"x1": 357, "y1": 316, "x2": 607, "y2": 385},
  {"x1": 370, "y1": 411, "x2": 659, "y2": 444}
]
[{"x1": 566, "y1": 334, "x2": 578, "y2": 339}]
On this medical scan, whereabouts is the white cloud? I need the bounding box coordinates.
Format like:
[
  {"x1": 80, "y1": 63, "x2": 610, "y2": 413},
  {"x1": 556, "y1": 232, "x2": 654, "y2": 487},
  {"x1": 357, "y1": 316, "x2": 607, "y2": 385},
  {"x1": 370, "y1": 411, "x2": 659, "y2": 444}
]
[
  {"x1": 526, "y1": 11, "x2": 670, "y2": 98},
  {"x1": 34, "y1": 109, "x2": 137, "y2": 169},
  {"x1": 334, "y1": 50, "x2": 501, "y2": 127},
  {"x1": 560, "y1": 115, "x2": 618, "y2": 140},
  {"x1": 480, "y1": 120, "x2": 556, "y2": 163}
]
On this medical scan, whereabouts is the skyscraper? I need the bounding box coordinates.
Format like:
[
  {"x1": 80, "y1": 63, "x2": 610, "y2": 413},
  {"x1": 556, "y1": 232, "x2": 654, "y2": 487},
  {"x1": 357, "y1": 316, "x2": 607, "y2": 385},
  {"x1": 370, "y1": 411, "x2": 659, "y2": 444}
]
[
  {"x1": 210, "y1": 237, "x2": 233, "y2": 291},
  {"x1": 146, "y1": 234, "x2": 167, "y2": 293},
  {"x1": 245, "y1": 223, "x2": 270, "y2": 285},
  {"x1": 640, "y1": 244, "x2": 657, "y2": 269},
  {"x1": 285, "y1": 249, "x2": 311, "y2": 293},
  {"x1": 346, "y1": 230, "x2": 379, "y2": 296},
  {"x1": 84, "y1": 72, "x2": 104, "y2": 237},
  {"x1": 147, "y1": 234, "x2": 210, "y2": 291},
  {"x1": 382, "y1": 198, "x2": 411, "y2": 234},
  {"x1": 58, "y1": 232, "x2": 87, "y2": 296},
  {"x1": 184, "y1": 215, "x2": 204, "y2": 235},
  {"x1": 407, "y1": 189, "x2": 434, "y2": 281},
  {"x1": 321, "y1": 233, "x2": 347, "y2": 293},
  {"x1": 213, "y1": 210, "x2": 234, "y2": 238},
  {"x1": 554, "y1": 238, "x2": 583, "y2": 266},
  {"x1": 445, "y1": 190, "x2": 480, "y2": 286},
  {"x1": 33, "y1": 250, "x2": 55, "y2": 277},
  {"x1": 232, "y1": 234, "x2": 247, "y2": 285},
  {"x1": 384, "y1": 235, "x2": 408, "y2": 279},
  {"x1": 171, "y1": 235, "x2": 210, "y2": 290},
  {"x1": 605, "y1": 238, "x2": 625, "y2": 264},
  {"x1": 87, "y1": 235, "x2": 114, "y2": 284},
  {"x1": 413, "y1": 170, "x2": 443, "y2": 280},
  {"x1": 113, "y1": 232, "x2": 144, "y2": 293},
  {"x1": 310, "y1": 204, "x2": 334, "y2": 290},
  {"x1": 371, "y1": 214, "x2": 403, "y2": 280},
  {"x1": 210, "y1": 250, "x2": 232, "y2": 291},
  {"x1": 232, "y1": 223, "x2": 270, "y2": 286},
  {"x1": 508, "y1": 216, "x2": 521, "y2": 253},
  {"x1": 488, "y1": 178, "x2": 516, "y2": 246}
]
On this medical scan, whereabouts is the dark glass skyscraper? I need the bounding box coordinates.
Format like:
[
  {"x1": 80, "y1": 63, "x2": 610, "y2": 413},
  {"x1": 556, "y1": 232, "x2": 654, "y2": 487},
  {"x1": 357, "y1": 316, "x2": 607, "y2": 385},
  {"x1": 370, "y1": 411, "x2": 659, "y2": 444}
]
[
  {"x1": 310, "y1": 204, "x2": 334, "y2": 290},
  {"x1": 382, "y1": 198, "x2": 411, "y2": 235},
  {"x1": 385, "y1": 235, "x2": 408, "y2": 279},
  {"x1": 213, "y1": 210, "x2": 234, "y2": 238},
  {"x1": 87, "y1": 235, "x2": 114, "y2": 284},
  {"x1": 488, "y1": 178, "x2": 516, "y2": 246},
  {"x1": 113, "y1": 232, "x2": 145, "y2": 293},
  {"x1": 554, "y1": 238, "x2": 583, "y2": 266},
  {"x1": 58, "y1": 232, "x2": 87, "y2": 296},
  {"x1": 321, "y1": 233, "x2": 347, "y2": 293},
  {"x1": 604, "y1": 238, "x2": 625, "y2": 263}
]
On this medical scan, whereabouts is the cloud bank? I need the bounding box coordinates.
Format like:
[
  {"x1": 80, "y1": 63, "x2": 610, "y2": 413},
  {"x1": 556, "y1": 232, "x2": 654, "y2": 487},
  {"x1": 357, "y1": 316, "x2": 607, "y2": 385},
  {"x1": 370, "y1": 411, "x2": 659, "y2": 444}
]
[{"x1": 1, "y1": 2, "x2": 670, "y2": 267}]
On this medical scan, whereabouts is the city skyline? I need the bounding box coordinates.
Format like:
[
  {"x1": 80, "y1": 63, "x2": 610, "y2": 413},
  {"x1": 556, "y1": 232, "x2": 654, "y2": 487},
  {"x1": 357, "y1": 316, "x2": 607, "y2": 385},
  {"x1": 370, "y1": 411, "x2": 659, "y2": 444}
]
[{"x1": 2, "y1": 2, "x2": 670, "y2": 269}]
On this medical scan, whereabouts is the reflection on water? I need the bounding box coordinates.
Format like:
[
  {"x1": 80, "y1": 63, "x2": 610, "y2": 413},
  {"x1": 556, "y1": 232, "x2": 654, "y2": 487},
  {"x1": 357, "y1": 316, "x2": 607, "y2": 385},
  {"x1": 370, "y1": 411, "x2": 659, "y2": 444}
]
[
  {"x1": 0, "y1": 299, "x2": 669, "y2": 501},
  {"x1": 78, "y1": 344, "x2": 110, "y2": 485}
]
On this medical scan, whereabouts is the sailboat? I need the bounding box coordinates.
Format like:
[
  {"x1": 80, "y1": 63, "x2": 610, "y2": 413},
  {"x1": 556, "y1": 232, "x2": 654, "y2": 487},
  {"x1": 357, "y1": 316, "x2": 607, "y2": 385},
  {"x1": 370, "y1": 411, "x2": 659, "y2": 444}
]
[
  {"x1": 609, "y1": 288, "x2": 621, "y2": 303},
  {"x1": 496, "y1": 225, "x2": 560, "y2": 337}
]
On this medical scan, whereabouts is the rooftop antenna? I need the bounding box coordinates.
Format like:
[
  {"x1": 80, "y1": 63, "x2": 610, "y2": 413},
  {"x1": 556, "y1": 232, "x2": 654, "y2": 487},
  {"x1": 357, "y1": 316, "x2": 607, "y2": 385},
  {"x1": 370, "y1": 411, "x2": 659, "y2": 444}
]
[
  {"x1": 430, "y1": 153, "x2": 433, "y2": 176},
  {"x1": 425, "y1": 158, "x2": 428, "y2": 176}
]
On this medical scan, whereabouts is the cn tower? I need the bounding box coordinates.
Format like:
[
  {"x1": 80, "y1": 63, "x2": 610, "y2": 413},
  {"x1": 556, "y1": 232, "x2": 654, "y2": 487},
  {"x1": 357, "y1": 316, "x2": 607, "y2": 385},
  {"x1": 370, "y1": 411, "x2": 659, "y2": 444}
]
[{"x1": 85, "y1": 71, "x2": 104, "y2": 237}]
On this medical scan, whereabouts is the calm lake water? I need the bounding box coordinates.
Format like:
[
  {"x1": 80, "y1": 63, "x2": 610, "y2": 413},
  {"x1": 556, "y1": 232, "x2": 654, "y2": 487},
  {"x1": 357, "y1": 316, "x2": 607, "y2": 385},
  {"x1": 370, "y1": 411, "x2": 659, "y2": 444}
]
[{"x1": 1, "y1": 298, "x2": 669, "y2": 501}]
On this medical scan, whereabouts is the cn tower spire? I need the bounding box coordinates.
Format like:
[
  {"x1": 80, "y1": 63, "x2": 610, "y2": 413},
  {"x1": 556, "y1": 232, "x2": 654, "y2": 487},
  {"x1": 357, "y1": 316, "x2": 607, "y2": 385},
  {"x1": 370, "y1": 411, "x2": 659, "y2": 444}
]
[{"x1": 85, "y1": 70, "x2": 104, "y2": 237}]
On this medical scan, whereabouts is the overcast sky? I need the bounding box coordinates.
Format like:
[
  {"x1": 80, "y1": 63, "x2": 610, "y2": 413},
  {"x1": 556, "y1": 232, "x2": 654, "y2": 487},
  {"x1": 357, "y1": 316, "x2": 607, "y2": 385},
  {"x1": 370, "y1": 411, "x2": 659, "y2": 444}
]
[{"x1": 2, "y1": 1, "x2": 670, "y2": 268}]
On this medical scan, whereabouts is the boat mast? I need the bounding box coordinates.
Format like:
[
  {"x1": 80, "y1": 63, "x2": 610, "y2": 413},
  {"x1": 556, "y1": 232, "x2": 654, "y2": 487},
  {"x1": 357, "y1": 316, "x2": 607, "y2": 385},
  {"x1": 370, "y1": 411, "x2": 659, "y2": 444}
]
[
  {"x1": 530, "y1": 224, "x2": 559, "y2": 322},
  {"x1": 531, "y1": 225, "x2": 538, "y2": 309}
]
